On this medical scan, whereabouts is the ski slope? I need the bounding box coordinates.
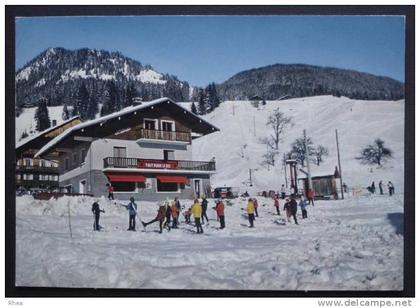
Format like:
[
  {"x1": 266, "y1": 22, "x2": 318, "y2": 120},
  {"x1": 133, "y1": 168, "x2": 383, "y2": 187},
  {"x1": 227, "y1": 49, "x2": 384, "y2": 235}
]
[
  {"x1": 193, "y1": 96, "x2": 404, "y2": 196},
  {"x1": 16, "y1": 193, "x2": 403, "y2": 290}
]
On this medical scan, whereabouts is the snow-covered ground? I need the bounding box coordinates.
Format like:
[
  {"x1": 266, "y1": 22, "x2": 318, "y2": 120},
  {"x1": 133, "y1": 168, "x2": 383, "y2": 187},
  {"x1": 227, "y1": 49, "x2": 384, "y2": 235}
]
[{"x1": 16, "y1": 193, "x2": 403, "y2": 290}]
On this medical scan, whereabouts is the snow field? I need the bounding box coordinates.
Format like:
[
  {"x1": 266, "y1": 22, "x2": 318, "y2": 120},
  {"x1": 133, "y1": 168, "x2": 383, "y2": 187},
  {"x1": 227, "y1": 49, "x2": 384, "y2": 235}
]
[
  {"x1": 16, "y1": 193, "x2": 403, "y2": 290},
  {"x1": 193, "y1": 96, "x2": 404, "y2": 196}
]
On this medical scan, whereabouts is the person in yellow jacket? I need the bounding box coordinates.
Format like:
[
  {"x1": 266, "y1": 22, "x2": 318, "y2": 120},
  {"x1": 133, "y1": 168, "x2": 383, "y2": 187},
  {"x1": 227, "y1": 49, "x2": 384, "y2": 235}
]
[
  {"x1": 246, "y1": 198, "x2": 255, "y2": 228},
  {"x1": 191, "y1": 199, "x2": 204, "y2": 233}
]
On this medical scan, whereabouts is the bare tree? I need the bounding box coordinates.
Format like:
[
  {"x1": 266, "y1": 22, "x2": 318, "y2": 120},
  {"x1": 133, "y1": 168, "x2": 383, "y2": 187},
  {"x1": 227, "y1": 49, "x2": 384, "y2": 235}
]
[
  {"x1": 357, "y1": 138, "x2": 392, "y2": 166},
  {"x1": 290, "y1": 137, "x2": 316, "y2": 167},
  {"x1": 265, "y1": 108, "x2": 292, "y2": 150},
  {"x1": 315, "y1": 145, "x2": 329, "y2": 166},
  {"x1": 261, "y1": 149, "x2": 277, "y2": 170}
]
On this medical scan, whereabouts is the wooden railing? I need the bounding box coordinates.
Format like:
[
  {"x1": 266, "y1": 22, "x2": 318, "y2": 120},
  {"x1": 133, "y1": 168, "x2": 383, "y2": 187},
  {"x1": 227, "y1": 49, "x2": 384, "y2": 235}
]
[
  {"x1": 104, "y1": 157, "x2": 216, "y2": 171},
  {"x1": 138, "y1": 128, "x2": 191, "y2": 143},
  {"x1": 16, "y1": 165, "x2": 59, "y2": 173}
]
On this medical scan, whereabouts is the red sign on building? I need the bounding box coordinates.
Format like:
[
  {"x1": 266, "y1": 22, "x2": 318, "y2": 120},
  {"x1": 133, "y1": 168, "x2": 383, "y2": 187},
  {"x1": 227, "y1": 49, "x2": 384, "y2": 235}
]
[{"x1": 137, "y1": 159, "x2": 178, "y2": 169}]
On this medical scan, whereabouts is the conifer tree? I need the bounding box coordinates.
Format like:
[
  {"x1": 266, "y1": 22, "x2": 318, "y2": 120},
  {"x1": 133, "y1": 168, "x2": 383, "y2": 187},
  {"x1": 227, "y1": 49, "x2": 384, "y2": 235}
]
[
  {"x1": 34, "y1": 98, "x2": 51, "y2": 131},
  {"x1": 73, "y1": 83, "x2": 90, "y2": 119},
  {"x1": 62, "y1": 103, "x2": 70, "y2": 120},
  {"x1": 191, "y1": 102, "x2": 198, "y2": 115},
  {"x1": 101, "y1": 81, "x2": 118, "y2": 116},
  {"x1": 123, "y1": 83, "x2": 137, "y2": 108},
  {"x1": 197, "y1": 89, "x2": 207, "y2": 115}
]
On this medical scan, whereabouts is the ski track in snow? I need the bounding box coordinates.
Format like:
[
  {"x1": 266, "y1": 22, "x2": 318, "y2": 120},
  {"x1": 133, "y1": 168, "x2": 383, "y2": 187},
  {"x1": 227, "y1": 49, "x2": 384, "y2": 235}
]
[{"x1": 16, "y1": 194, "x2": 403, "y2": 290}]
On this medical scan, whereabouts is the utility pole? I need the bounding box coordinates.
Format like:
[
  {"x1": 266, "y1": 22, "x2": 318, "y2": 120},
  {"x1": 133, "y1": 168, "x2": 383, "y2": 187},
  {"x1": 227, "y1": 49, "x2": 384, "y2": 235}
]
[
  {"x1": 253, "y1": 115, "x2": 256, "y2": 137},
  {"x1": 303, "y1": 129, "x2": 313, "y2": 191},
  {"x1": 283, "y1": 153, "x2": 288, "y2": 188},
  {"x1": 335, "y1": 129, "x2": 344, "y2": 199},
  {"x1": 249, "y1": 168, "x2": 253, "y2": 187}
]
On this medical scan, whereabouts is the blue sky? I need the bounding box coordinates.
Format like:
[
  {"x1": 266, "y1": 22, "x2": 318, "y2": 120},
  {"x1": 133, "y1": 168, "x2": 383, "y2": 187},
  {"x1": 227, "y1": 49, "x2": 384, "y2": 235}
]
[{"x1": 15, "y1": 15, "x2": 405, "y2": 86}]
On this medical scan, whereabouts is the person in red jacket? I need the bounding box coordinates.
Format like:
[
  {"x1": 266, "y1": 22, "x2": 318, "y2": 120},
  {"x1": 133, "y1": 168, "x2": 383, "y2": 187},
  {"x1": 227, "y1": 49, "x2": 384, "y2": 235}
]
[
  {"x1": 142, "y1": 204, "x2": 167, "y2": 234},
  {"x1": 213, "y1": 199, "x2": 225, "y2": 229},
  {"x1": 106, "y1": 183, "x2": 114, "y2": 200},
  {"x1": 307, "y1": 189, "x2": 315, "y2": 206},
  {"x1": 273, "y1": 196, "x2": 280, "y2": 215},
  {"x1": 253, "y1": 198, "x2": 259, "y2": 217}
]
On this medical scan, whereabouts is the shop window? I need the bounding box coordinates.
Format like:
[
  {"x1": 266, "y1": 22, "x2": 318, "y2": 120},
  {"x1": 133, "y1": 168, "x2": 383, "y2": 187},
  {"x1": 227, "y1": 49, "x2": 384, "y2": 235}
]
[
  {"x1": 112, "y1": 181, "x2": 136, "y2": 192},
  {"x1": 157, "y1": 180, "x2": 178, "y2": 192}
]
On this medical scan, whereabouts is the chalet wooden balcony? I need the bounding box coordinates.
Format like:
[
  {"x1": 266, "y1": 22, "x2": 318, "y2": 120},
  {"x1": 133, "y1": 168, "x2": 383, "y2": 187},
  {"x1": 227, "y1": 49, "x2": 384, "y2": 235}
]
[
  {"x1": 104, "y1": 157, "x2": 216, "y2": 172},
  {"x1": 138, "y1": 128, "x2": 191, "y2": 144},
  {"x1": 16, "y1": 164, "x2": 59, "y2": 173}
]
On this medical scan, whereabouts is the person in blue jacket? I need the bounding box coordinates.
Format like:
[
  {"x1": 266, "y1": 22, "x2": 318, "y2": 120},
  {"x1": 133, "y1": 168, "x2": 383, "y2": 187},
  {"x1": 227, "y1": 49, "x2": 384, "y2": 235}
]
[
  {"x1": 298, "y1": 195, "x2": 308, "y2": 219},
  {"x1": 125, "y1": 196, "x2": 138, "y2": 231}
]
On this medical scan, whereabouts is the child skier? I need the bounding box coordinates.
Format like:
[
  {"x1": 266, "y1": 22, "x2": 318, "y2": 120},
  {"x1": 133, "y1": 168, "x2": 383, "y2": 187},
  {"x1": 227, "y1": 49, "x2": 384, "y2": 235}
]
[
  {"x1": 192, "y1": 199, "x2": 203, "y2": 233},
  {"x1": 171, "y1": 200, "x2": 180, "y2": 228},
  {"x1": 299, "y1": 195, "x2": 308, "y2": 219},
  {"x1": 106, "y1": 183, "x2": 114, "y2": 200},
  {"x1": 91, "y1": 200, "x2": 105, "y2": 231},
  {"x1": 124, "y1": 197, "x2": 137, "y2": 231},
  {"x1": 213, "y1": 199, "x2": 225, "y2": 229},
  {"x1": 163, "y1": 200, "x2": 172, "y2": 230},
  {"x1": 142, "y1": 203, "x2": 167, "y2": 234},
  {"x1": 273, "y1": 196, "x2": 280, "y2": 215},
  {"x1": 289, "y1": 196, "x2": 299, "y2": 225},
  {"x1": 253, "y1": 198, "x2": 259, "y2": 217},
  {"x1": 183, "y1": 207, "x2": 192, "y2": 223},
  {"x1": 246, "y1": 198, "x2": 255, "y2": 228},
  {"x1": 201, "y1": 197, "x2": 209, "y2": 224}
]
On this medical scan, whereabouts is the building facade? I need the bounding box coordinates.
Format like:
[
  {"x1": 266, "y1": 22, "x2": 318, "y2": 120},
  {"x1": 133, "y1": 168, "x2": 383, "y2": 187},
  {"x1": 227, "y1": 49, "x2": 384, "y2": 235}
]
[
  {"x1": 36, "y1": 98, "x2": 219, "y2": 201},
  {"x1": 16, "y1": 117, "x2": 81, "y2": 191}
]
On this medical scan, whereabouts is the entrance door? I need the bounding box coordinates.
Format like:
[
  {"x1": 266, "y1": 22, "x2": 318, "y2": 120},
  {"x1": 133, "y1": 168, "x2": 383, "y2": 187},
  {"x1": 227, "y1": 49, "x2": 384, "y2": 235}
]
[
  {"x1": 79, "y1": 180, "x2": 87, "y2": 194},
  {"x1": 194, "y1": 179, "x2": 201, "y2": 198}
]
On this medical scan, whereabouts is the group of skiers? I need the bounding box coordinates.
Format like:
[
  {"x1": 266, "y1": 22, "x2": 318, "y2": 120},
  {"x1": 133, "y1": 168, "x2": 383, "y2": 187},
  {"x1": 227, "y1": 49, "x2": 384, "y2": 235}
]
[
  {"x1": 368, "y1": 181, "x2": 395, "y2": 196},
  {"x1": 242, "y1": 194, "x2": 310, "y2": 227},
  {"x1": 91, "y1": 192, "x2": 312, "y2": 232}
]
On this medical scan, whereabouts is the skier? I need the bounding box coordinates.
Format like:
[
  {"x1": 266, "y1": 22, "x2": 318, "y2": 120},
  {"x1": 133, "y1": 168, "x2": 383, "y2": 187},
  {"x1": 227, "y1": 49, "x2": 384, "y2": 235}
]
[
  {"x1": 253, "y1": 198, "x2": 259, "y2": 217},
  {"x1": 163, "y1": 200, "x2": 172, "y2": 230},
  {"x1": 125, "y1": 196, "x2": 137, "y2": 231},
  {"x1": 280, "y1": 185, "x2": 286, "y2": 199},
  {"x1": 106, "y1": 183, "x2": 114, "y2": 200},
  {"x1": 192, "y1": 199, "x2": 203, "y2": 233},
  {"x1": 307, "y1": 189, "x2": 315, "y2": 206},
  {"x1": 388, "y1": 181, "x2": 395, "y2": 196},
  {"x1": 299, "y1": 195, "x2": 308, "y2": 219},
  {"x1": 289, "y1": 196, "x2": 299, "y2": 225},
  {"x1": 283, "y1": 198, "x2": 292, "y2": 222},
  {"x1": 379, "y1": 181, "x2": 384, "y2": 195},
  {"x1": 201, "y1": 197, "x2": 209, "y2": 224},
  {"x1": 183, "y1": 207, "x2": 192, "y2": 223},
  {"x1": 171, "y1": 200, "x2": 180, "y2": 229},
  {"x1": 91, "y1": 200, "x2": 105, "y2": 231},
  {"x1": 371, "y1": 181, "x2": 376, "y2": 194},
  {"x1": 213, "y1": 199, "x2": 225, "y2": 229},
  {"x1": 142, "y1": 203, "x2": 167, "y2": 234},
  {"x1": 273, "y1": 196, "x2": 280, "y2": 215},
  {"x1": 245, "y1": 198, "x2": 255, "y2": 228}
]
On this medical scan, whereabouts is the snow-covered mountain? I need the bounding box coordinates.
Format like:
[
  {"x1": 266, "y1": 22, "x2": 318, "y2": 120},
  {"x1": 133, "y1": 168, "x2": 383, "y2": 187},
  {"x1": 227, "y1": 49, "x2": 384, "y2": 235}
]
[
  {"x1": 15, "y1": 47, "x2": 192, "y2": 111},
  {"x1": 193, "y1": 95, "x2": 404, "y2": 194}
]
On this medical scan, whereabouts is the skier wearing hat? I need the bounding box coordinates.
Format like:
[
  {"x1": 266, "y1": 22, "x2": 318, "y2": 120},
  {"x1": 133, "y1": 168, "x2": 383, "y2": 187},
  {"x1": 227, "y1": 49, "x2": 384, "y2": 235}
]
[
  {"x1": 125, "y1": 196, "x2": 138, "y2": 231},
  {"x1": 142, "y1": 202, "x2": 167, "y2": 234},
  {"x1": 245, "y1": 198, "x2": 256, "y2": 228},
  {"x1": 213, "y1": 199, "x2": 225, "y2": 229},
  {"x1": 192, "y1": 199, "x2": 203, "y2": 233},
  {"x1": 91, "y1": 200, "x2": 105, "y2": 231}
]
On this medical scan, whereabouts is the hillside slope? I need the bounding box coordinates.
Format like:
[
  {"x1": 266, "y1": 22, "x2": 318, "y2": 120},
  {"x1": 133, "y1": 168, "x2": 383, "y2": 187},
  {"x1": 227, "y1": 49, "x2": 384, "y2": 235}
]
[
  {"x1": 217, "y1": 64, "x2": 404, "y2": 101},
  {"x1": 193, "y1": 95, "x2": 404, "y2": 194}
]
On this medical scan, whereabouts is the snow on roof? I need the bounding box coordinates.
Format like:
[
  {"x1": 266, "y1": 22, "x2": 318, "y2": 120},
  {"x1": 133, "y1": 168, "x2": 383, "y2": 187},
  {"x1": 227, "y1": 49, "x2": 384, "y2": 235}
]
[
  {"x1": 16, "y1": 116, "x2": 80, "y2": 149},
  {"x1": 35, "y1": 97, "x2": 219, "y2": 158}
]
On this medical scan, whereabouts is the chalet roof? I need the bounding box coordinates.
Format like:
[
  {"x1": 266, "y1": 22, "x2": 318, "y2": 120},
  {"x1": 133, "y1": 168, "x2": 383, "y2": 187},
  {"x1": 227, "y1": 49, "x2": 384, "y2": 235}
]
[
  {"x1": 16, "y1": 116, "x2": 81, "y2": 156},
  {"x1": 35, "y1": 97, "x2": 219, "y2": 157}
]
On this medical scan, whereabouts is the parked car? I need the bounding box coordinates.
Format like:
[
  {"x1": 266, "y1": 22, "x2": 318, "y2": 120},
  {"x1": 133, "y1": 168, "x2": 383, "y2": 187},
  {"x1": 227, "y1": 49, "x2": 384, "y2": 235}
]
[{"x1": 212, "y1": 187, "x2": 239, "y2": 199}]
